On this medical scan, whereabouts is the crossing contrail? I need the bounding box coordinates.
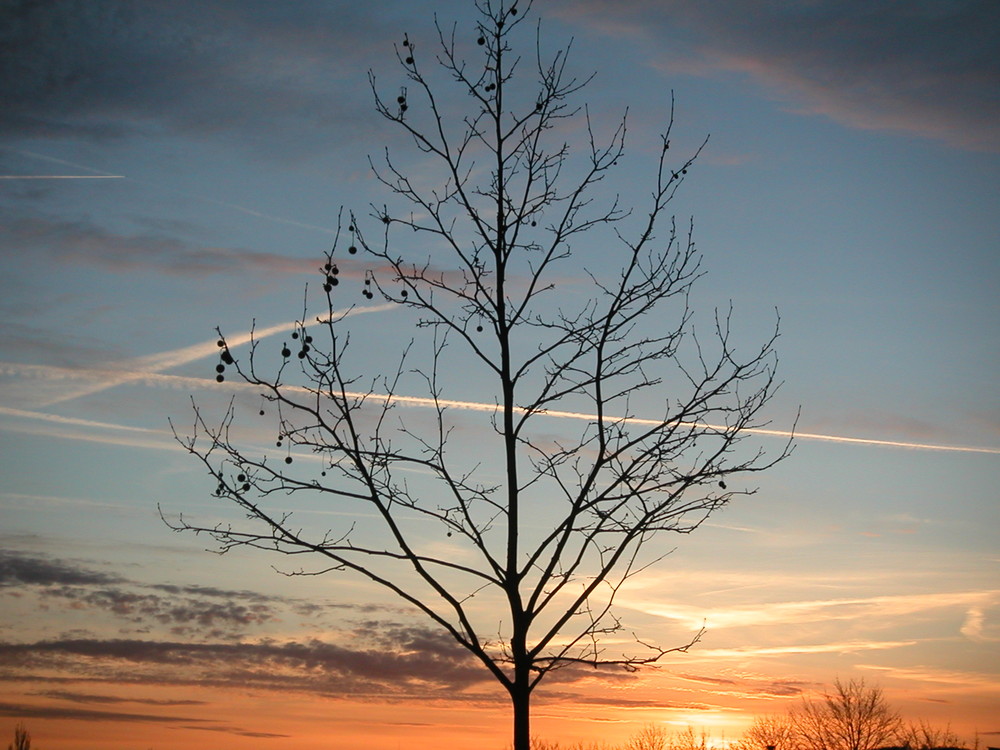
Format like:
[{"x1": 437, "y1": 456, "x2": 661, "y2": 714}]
[
  {"x1": 30, "y1": 304, "x2": 395, "y2": 408},
  {"x1": 2, "y1": 148, "x2": 996, "y2": 457}
]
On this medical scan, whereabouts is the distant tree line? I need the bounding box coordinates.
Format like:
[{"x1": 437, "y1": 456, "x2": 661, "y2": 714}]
[
  {"x1": 525, "y1": 678, "x2": 978, "y2": 750},
  {"x1": 4, "y1": 677, "x2": 981, "y2": 750}
]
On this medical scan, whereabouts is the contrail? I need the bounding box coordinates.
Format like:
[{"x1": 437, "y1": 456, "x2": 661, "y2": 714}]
[
  {"x1": 319, "y1": 393, "x2": 1000, "y2": 455},
  {"x1": 0, "y1": 406, "x2": 155, "y2": 433},
  {"x1": 32, "y1": 305, "x2": 395, "y2": 407},
  {"x1": 0, "y1": 175, "x2": 125, "y2": 179},
  {"x1": 5, "y1": 149, "x2": 122, "y2": 176},
  {"x1": 2, "y1": 149, "x2": 996, "y2": 456},
  {"x1": 6, "y1": 147, "x2": 337, "y2": 234},
  {"x1": 4, "y1": 361, "x2": 998, "y2": 455}
]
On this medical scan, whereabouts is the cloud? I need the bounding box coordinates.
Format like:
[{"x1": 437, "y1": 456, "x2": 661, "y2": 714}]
[
  {"x1": 0, "y1": 635, "x2": 489, "y2": 696},
  {"x1": 673, "y1": 672, "x2": 808, "y2": 699},
  {"x1": 0, "y1": 0, "x2": 388, "y2": 155},
  {"x1": 180, "y1": 725, "x2": 291, "y2": 738},
  {"x1": 0, "y1": 213, "x2": 319, "y2": 277},
  {"x1": 0, "y1": 550, "x2": 413, "y2": 647},
  {"x1": 0, "y1": 698, "x2": 287, "y2": 737},
  {"x1": 0, "y1": 550, "x2": 284, "y2": 637},
  {"x1": 34, "y1": 689, "x2": 207, "y2": 707},
  {"x1": 694, "y1": 639, "x2": 918, "y2": 659},
  {"x1": 857, "y1": 663, "x2": 1000, "y2": 694},
  {"x1": 40, "y1": 587, "x2": 276, "y2": 634},
  {"x1": 960, "y1": 598, "x2": 1000, "y2": 642},
  {"x1": 0, "y1": 551, "x2": 606, "y2": 699},
  {"x1": 634, "y1": 589, "x2": 1000, "y2": 631},
  {"x1": 0, "y1": 551, "x2": 124, "y2": 588},
  {"x1": 554, "y1": 0, "x2": 1000, "y2": 151},
  {"x1": 0, "y1": 700, "x2": 205, "y2": 724}
]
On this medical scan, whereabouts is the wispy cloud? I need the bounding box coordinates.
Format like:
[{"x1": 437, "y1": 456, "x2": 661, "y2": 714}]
[
  {"x1": 627, "y1": 589, "x2": 1000, "y2": 631},
  {"x1": 554, "y1": 0, "x2": 1000, "y2": 151},
  {"x1": 857, "y1": 663, "x2": 1000, "y2": 693},
  {"x1": 694, "y1": 640, "x2": 918, "y2": 659},
  {"x1": 0, "y1": 214, "x2": 323, "y2": 278},
  {"x1": 0, "y1": 700, "x2": 206, "y2": 724},
  {"x1": 0, "y1": 699, "x2": 289, "y2": 737},
  {"x1": 35, "y1": 690, "x2": 206, "y2": 707}
]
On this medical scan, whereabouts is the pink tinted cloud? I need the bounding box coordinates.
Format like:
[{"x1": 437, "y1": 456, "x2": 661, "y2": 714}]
[{"x1": 552, "y1": 0, "x2": 1000, "y2": 152}]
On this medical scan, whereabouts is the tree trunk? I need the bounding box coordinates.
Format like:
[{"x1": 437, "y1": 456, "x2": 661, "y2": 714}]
[{"x1": 510, "y1": 677, "x2": 531, "y2": 750}]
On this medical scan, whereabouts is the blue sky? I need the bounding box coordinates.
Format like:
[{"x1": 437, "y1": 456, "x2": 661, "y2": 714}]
[{"x1": 1, "y1": 1, "x2": 998, "y2": 748}]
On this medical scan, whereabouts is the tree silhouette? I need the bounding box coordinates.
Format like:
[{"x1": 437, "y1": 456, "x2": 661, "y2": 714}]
[
  {"x1": 736, "y1": 714, "x2": 796, "y2": 750},
  {"x1": 7, "y1": 723, "x2": 31, "y2": 750},
  {"x1": 167, "y1": 2, "x2": 790, "y2": 748},
  {"x1": 792, "y1": 679, "x2": 902, "y2": 750}
]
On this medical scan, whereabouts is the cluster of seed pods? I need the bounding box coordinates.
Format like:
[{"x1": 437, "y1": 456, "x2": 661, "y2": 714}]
[{"x1": 214, "y1": 339, "x2": 233, "y2": 382}]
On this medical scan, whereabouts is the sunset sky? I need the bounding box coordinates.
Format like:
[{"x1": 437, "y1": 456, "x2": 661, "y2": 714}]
[{"x1": 1, "y1": 1, "x2": 998, "y2": 748}]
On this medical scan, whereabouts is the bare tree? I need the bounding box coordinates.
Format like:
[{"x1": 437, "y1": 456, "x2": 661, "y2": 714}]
[
  {"x1": 895, "y1": 719, "x2": 965, "y2": 750},
  {"x1": 167, "y1": 2, "x2": 789, "y2": 748},
  {"x1": 792, "y1": 679, "x2": 902, "y2": 750},
  {"x1": 628, "y1": 724, "x2": 670, "y2": 750},
  {"x1": 737, "y1": 714, "x2": 797, "y2": 750}
]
